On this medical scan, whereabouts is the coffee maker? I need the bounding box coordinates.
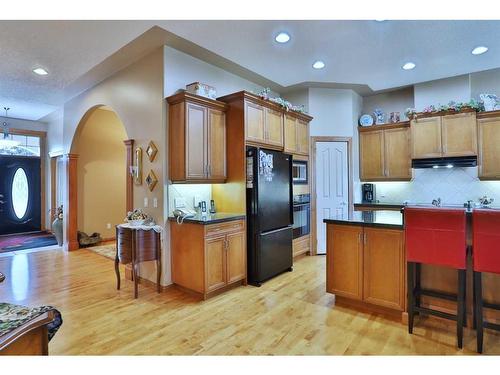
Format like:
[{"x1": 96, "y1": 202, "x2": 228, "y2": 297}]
[{"x1": 362, "y1": 183, "x2": 376, "y2": 203}]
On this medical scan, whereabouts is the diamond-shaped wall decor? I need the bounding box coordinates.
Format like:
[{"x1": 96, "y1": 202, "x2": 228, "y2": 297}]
[
  {"x1": 146, "y1": 141, "x2": 158, "y2": 162},
  {"x1": 145, "y1": 169, "x2": 158, "y2": 192}
]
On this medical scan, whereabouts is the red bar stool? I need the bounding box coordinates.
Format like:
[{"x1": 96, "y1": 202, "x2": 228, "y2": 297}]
[
  {"x1": 404, "y1": 207, "x2": 467, "y2": 348},
  {"x1": 472, "y1": 209, "x2": 500, "y2": 353}
]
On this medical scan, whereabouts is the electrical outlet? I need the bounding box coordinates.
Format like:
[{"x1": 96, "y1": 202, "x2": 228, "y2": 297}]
[
  {"x1": 144, "y1": 197, "x2": 148, "y2": 207},
  {"x1": 174, "y1": 197, "x2": 187, "y2": 209},
  {"x1": 153, "y1": 198, "x2": 158, "y2": 208},
  {"x1": 106, "y1": 223, "x2": 111, "y2": 229}
]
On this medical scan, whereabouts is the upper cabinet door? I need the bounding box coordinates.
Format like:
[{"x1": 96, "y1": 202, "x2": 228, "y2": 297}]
[
  {"x1": 296, "y1": 119, "x2": 309, "y2": 155},
  {"x1": 411, "y1": 116, "x2": 442, "y2": 159},
  {"x1": 207, "y1": 108, "x2": 226, "y2": 181},
  {"x1": 186, "y1": 102, "x2": 207, "y2": 180},
  {"x1": 441, "y1": 112, "x2": 477, "y2": 157},
  {"x1": 284, "y1": 115, "x2": 297, "y2": 153},
  {"x1": 360, "y1": 130, "x2": 385, "y2": 180},
  {"x1": 245, "y1": 101, "x2": 265, "y2": 143},
  {"x1": 265, "y1": 107, "x2": 284, "y2": 147},
  {"x1": 384, "y1": 128, "x2": 411, "y2": 179},
  {"x1": 478, "y1": 116, "x2": 500, "y2": 179}
]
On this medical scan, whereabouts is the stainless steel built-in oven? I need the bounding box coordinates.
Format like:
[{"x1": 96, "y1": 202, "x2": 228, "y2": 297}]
[
  {"x1": 292, "y1": 160, "x2": 308, "y2": 185},
  {"x1": 293, "y1": 194, "x2": 310, "y2": 239}
]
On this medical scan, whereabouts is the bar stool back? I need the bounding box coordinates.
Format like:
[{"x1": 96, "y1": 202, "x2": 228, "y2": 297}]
[
  {"x1": 472, "y1": 209, "x2": 500, "y2": 353},
  {"x1": 405, "y1": 207, "x2": 467, "y2": 348}
]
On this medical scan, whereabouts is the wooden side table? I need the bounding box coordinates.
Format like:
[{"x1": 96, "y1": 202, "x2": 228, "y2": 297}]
[{"x1": 115, "y1": 225, "x2": 161, "y2": 298}]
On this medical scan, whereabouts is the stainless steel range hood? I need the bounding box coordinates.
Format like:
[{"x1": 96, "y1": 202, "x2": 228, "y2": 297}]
[{"x1": 411, "y1": 156, "x2": 477, "y2": 169}]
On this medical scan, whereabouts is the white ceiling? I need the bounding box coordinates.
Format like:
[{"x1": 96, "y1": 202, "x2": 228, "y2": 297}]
[{"x1": 1, "y1": 20, "x2": 500, "y2": 121}]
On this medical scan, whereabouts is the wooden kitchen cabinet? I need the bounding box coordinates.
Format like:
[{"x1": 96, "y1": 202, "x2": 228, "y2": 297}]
[
  {"x1": 359, "y1": 124, "x2": 411, "y2": 181},
  {"x1": 411, "y1": 111, "x2": 478, "y2": 159},
  {"x1": 167, "y1": 92, "x2": 228, "y2": 183},
  {"x1": 326, "y1": 224, "x2": 363, "y2": 300},
  {"x1": 384, "y1": 127, "x2": 412, "y2": 179},
  {"x1": 441, "y1": 112, "x2": 477, "y2": 157},
  {"x1": 245, "y1": 100, "x2": 266, "y2": 143},
  {"x1": 284, "y1": 114, "x2": 310, "y2": 155},
  {"x1": 170, "y1": 219, "x2": 246, "y2": 299},
  {"x1": 245, "y1": 101, "x2": 285, "y2": 148},
  {"x1": 326, "y1": 223, "x2": 406, "y2": 312},
  {"x1": 265, "y1": 107, "x2": 284, "y2": 147},
  {"x1": 218, "y1": 91, "x2": 312, "y2": 153},
  {"x1": 477, "y1": 111, "x2": 500, "y2": 180},
  {"x1": 363, "y1": 228, "x2": 405, "y2": 311},
  {"x1": 360, "y1": 130, "x2": 385, "y2": 180},
  {"x1": 411, "y1": 116, "x2": 442, "y2": 159}
]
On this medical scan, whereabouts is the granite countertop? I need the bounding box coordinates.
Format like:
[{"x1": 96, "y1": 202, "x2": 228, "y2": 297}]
[
  {"x1": 168, "y1": 212, "x2": 246, "y2": 225},
  {"x1": 354, "y1": 202, "x2": 405, "y2": 210},
  {"x1": 323, "y1": 210, "x2": 403, "y2": 229}
]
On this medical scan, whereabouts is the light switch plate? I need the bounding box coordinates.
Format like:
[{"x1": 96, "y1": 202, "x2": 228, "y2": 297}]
[
  {"x1": 106, "y1": 223, "x2": 111, "y2": 229},
  {"x1": 153, "y1": 198, "x2": 158, "y2": 208},
  {"x1": 144, "y1": 197, "x2": 148, "y2": 207}
]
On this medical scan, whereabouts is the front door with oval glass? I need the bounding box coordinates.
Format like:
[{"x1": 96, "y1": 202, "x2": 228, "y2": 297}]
[{"x1": 0, "y1": 156, "x2": 41, "y2": 235}]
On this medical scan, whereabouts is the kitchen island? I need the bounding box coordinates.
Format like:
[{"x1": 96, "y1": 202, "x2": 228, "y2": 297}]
[
  {"x1": 324, "y1": 210, "x2": 406, "y2": 318},
  {"x1": 325, "y1": 207, "x2": 500, "y2": 326}
]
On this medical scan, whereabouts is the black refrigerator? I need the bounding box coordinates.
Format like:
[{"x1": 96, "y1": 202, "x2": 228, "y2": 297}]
[{"x1": 246, "y1": 146, "x2": 293, "y2": 286}]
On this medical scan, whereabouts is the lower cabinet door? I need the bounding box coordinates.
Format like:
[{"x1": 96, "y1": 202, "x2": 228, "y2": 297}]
[
  {"x1": 226, "y1": 231, "x2": 246, "y2": 284},
  {"x1": 205, "y1": 236, "x2": 227, "y2": 292},
  {"x1": 363, "y1": 227, "x2": 405, "y2": 310},
  {"x1": 326, "y1": 224, "x2": 363, "y2": 300}
]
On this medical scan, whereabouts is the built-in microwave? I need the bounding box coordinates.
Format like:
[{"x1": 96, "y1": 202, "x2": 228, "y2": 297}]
[{"x1": 292, "y1": 160, "x2": 308, "y2": 185}]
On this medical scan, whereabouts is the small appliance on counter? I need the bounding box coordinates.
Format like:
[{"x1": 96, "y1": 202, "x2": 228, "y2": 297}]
[
  {"x1": 362, "y1": 183, "x2": 376, "y2": 203},
  {"x1": 246, "y1": 146, "x2": 294, "y2": 286}
]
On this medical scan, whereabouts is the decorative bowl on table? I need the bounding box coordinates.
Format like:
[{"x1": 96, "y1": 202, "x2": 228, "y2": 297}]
[
  {"x1": 127, "y1": 219, "x2": 146, "y2": 226},
  {"x1": 125, "y1": 209, "x2": 150, "y2": 226}
]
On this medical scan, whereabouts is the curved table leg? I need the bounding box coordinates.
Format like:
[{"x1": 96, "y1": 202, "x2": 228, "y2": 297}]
[{"x1": 115, "y1": 256, "x2": 120, "y2": 290}]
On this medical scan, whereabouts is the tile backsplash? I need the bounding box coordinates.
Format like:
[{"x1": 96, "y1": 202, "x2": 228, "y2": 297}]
[{"x1": 372, "y1": 167, "x2": 500, "y2": 206}]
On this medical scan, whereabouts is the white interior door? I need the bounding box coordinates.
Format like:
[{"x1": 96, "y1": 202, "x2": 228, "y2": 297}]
[{"x1": 315, "y1": 141, "x2": 349, "y2": 254}]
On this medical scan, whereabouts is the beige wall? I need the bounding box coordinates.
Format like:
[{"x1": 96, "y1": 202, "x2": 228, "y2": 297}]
[
  {"x1": 64, "y1": 48, "x2": 165, "y2": 284},
  {"x1": 72, "y1": 108, "x2": 127, "y2": 239}
]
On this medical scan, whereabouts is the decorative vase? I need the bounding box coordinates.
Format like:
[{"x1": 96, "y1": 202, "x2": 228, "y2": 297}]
[{"x1": 52, "y1": 218, "x2": 63, "y2": 246}]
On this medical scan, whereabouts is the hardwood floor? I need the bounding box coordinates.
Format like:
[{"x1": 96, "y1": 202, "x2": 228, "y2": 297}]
[{"x1": 0, "y1": 249, "x2": 499, "y2": 355}]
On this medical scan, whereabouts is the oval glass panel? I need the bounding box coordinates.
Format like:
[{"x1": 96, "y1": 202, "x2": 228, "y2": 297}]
[{"x1": 12, "y1": 168, "x2": 29, "y2": 219}]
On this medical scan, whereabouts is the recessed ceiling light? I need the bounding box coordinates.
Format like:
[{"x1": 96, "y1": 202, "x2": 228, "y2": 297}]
[
  {"x1": 472, "y1": 46, "x2": 488, "y2": 55},
  {"x1": 312, "y1": 60, "x2": 325, "y2": 69},
  {"x1": 32, "y1": 67, "x2": 48, "y2": 76},
  {"x1": 402, "y1": 62, "x2": 416, "y2": 70},
  {"x1": 275, "y1": 32, "x2": 291, "y2": 44}
]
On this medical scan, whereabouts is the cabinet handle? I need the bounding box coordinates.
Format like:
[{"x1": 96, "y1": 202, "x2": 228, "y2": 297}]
[
  {"x1": 358, "y1": 233, "x2": 362, "y2": 244},
  {"x1": 208, "y1": 164, "x2": 211, "y2": 176},
  {"x1": 364, "y1": 233, "x2": 367, "y2": 246}
]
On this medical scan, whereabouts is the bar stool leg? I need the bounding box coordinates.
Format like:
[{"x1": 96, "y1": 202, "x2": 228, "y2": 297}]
[
  {"x1": 407, "y1": 262, "x2": 415, "y2": 334},
  {"x1": 474, "y1": 271, "x2": 484, "y2": 353},
  {"x1": 415, "y1": 263, "x2": 421, "y2": 314},
  {"x1": 457, "y1": 269, "x2": 466, "y2": 349}
]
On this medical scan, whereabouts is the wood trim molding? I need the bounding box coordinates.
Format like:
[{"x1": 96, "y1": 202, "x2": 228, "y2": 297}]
[
  {"x1": 358, "y1": 122, "x2": 410, "y2": 132},
  {"x1": 66, "y1": 153, "x2": 79, "y2": 251},
  {"x1": 123, "y1": 139, "x2": 134, "y2": 213},
  {"x1": 310, "y1": 136, "x2": 354, "y2": 256},
  {"x1": 217, "y1": 90, "x2": 314, "y2": 122}
]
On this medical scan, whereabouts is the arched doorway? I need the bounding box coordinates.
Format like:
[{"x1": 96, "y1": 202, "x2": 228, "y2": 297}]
[{"x1": 66, "y1": 105, "x2": 133, "y2": 251}]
